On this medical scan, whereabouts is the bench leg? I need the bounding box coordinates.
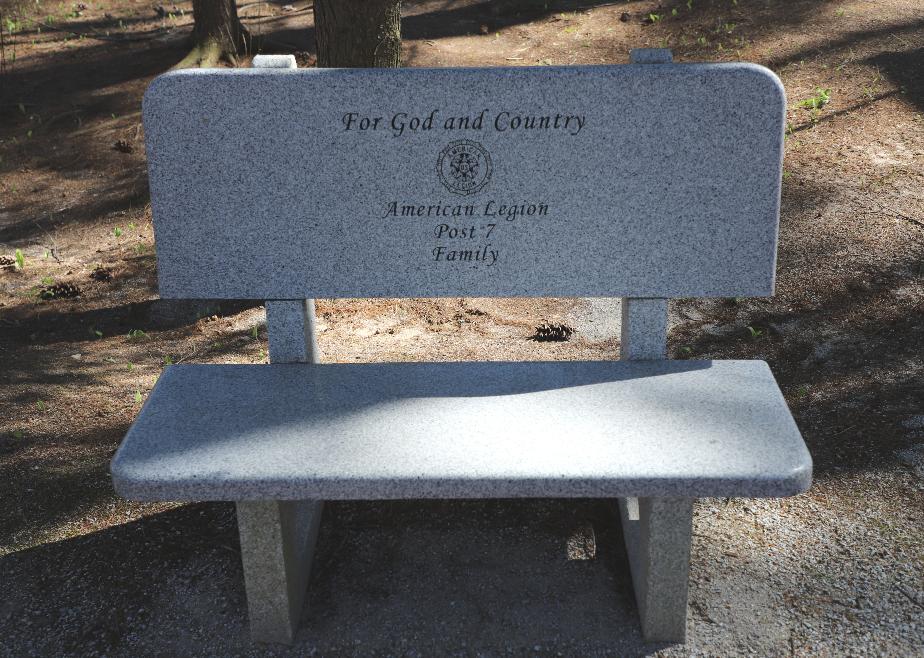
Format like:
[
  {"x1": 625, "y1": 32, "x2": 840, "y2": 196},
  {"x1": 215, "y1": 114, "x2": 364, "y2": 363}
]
[
  {"x1": 618, "y1": 496, "x2": 693, "y2": 643},
  {"x1": 236, "y1": 500, "x2": 323, "y2": 644}
]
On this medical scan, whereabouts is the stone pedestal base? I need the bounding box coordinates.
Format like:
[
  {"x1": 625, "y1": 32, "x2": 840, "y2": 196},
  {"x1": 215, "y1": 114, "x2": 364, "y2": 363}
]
[
  {"x1": 618, "y1": 497, "x2": 693, "y2": 642},
  {"x1": 236, "y1": 500, "x2": 323, "y2": 644}
]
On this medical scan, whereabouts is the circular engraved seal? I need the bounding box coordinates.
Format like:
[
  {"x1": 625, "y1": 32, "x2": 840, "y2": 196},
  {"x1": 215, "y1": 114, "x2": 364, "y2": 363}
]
[{"x1": 437, "y1": 139, "x2": 493, "y2": 196}]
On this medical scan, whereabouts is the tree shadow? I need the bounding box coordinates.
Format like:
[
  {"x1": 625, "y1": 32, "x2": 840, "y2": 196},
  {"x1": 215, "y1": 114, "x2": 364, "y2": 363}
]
[
  {"x1": 0, "y1": 34, "x2": 185, "y2": 243},
  {"x1": 868, "y1": 46, "x2": 924, "y2": 114},
  {"x1": 2, "y1": 295, "x2": 261, "y2": 350},
  {"x1": 0, "y1": 423, "x2": 125, "y2": 551}
]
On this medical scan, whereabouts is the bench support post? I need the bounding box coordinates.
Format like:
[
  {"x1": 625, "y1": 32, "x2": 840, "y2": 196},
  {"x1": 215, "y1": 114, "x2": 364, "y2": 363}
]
[
  {"x1": 618, "y1": 496, "x2": 693, "y2": 642},
  {"x1": 237, "y1": 500, "x2": 323, "y2": 644},
  {"x1": 619, "y1": 297, "x2": 668, "y2": 360},
  {"x1": 266, "y1": 299, "x2": 321, "y2": 364},
  {"x1": 619, "y1": 295, "x2": 691, "y2": 641},
  {"x1": 237, "y1": 250, "x2": 324, "y2": 641},
  {"x1": 240, "y1": 301, "x2": 321, "y2": 643}
]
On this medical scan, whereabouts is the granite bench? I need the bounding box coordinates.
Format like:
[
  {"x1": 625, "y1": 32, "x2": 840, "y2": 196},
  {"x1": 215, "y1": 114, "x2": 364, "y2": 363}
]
[{"x1": 111, "y1": 50, "x2": 812, "y2": 645}]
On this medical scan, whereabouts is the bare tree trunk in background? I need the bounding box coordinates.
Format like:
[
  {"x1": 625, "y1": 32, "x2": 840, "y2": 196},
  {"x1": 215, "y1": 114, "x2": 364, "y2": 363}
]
[
  {"x1": 314, "y1": 0, "x2": 401, "y2": 68},
  {"x1": 176, "y1": 0, "x2": 250, "y2": 68}
]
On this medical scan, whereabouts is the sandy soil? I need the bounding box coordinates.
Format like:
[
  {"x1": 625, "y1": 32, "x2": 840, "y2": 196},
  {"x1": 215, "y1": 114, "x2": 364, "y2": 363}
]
[{"x1": 1, "y1": 0, "x2": 923, "y2": 655}]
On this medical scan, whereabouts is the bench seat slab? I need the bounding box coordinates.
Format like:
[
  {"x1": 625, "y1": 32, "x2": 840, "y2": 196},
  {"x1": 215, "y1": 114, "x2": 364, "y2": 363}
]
[{"x1": 111, "y1": 360, "x2": 811, "y2": 501}]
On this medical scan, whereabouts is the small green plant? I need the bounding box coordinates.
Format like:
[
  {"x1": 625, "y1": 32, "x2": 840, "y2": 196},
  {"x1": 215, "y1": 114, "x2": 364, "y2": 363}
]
[
  {"x1": 128, "y1": 222, "x2": 137, "y2": 230},
  {"x1": 697, "y1": 35, "x2": 707, "y2": 46},
  {"x1": 680, "y1": 346, "x2": 693, "y2": 355},
  {"x1": 648, "y1": 13, "x2": 662, "y2": 22},
  {"x1": 15, "y1": 249, "x2": 25, "y2": 270},
  {"x1": 251, "y1": 326, "x2": 259, "y2": 340},
  {"x1": 796, "y1": 385, "x2": 810, "y2": 398},
  {"x1": 163, "y1": 355, "x2": 174, "y2": 365},
  {"x1": 113, "y1": 227, "x2": 123, "y2": 237},
  {"x1": 686, "y1": 0, "x2": 693, "y2": 9},
  {"x1": 672, "y1": 8, "x2": 678, "y2": 16},
  {"x1": 797, "y1": 87, "x2": 831, "y2": 110},
  {"x1": 126, "y1": 329, "x2": 150, "y2": 341},
  {"x1": 134, "y1": 390, "x2": 143, "y2": 403},
  {"x1": 12, "y1": 429, "x2": 24, "y2": 439},
  {"x1": 36, "y1": 400, "x2": 46, "y2": 411},
  {"x1": 41, "y1": 276, "x2": 54, "y2": 285},
  {"x1": 126, "y1": 362, "x2": 134, "y2": 371},
  {"x1": 93, "y1": 328, "x2": 104, "y2": 338},
  {"x1": 746, "y1": 325, "x2": 763, "y2": 339},
  {"x1": 134, "y1": 243, "x2": 148, "y2": 255}
]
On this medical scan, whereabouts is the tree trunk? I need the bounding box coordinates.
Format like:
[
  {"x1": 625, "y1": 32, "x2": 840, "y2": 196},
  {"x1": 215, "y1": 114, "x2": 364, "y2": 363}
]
[
  {"x1": 314, "y1": 0, "x2": 401, "y2": 68},
  {"x1": 176, "y1": 0, "x2": 250, "y2": 68}
]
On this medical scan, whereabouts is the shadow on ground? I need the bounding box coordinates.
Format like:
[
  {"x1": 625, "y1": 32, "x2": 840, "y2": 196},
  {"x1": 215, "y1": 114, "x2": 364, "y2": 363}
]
[{"x1": 0, "y1": 498, "x2": 665, "y2": 656}]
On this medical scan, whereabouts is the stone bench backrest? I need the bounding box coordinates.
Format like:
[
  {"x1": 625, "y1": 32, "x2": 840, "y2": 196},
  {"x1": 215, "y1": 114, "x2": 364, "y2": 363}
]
[{"x1": 143, "y1": 63, "x2": 785, "y2": 300}]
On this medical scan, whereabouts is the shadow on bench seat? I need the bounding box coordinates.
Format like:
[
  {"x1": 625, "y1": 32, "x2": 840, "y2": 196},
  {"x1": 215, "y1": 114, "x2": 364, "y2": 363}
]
[{"x1": 112, "y1": 360, "x2": 810, "y2": 502}]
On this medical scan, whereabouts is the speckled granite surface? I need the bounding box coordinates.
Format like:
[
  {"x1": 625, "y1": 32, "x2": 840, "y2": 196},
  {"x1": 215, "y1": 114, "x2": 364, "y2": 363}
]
[
  {"x1": 142, "y1": 64, "x2": 785, "y2": 300},
  {"x1": 111, "y1": 360, "x2": 811, "y2": 501}
]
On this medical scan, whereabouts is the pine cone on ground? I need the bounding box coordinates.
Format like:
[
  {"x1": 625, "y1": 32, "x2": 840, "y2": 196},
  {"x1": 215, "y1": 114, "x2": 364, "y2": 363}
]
[
  {"x1": 533, "y1": 322, "x2": 575, "y2": 342},
  {"x1": 90, "y1": 266, "x2": 113, "y2": 282},
  {"x1": 40, "y1": 282, "x2": 81, "y2": 299},
  {"x1": 0, "y1": 255, "x2": 15, "y2": 271}
]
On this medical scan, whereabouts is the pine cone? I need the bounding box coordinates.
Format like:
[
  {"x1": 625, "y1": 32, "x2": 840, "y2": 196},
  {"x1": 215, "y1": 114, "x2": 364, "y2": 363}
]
[
  {"x1": 40, "y1": 282, "x2": 81, "y2": 299},
  {"x1": 0, "y1": 255, "x2": 15, "y2": 271},
  {"x1": 90, "y1": 266, "x2": 113, "y2": 282},
  {"x1": 533, "y1": 322, "x2": 575, "y2": 342}
]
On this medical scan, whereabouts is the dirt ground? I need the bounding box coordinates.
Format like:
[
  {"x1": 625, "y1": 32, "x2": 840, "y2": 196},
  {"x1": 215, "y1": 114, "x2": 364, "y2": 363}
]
[{"x1": 1, "y1": 0, "x2": 923, "y2": 655}]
